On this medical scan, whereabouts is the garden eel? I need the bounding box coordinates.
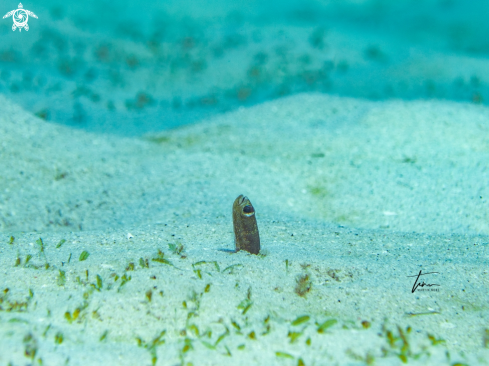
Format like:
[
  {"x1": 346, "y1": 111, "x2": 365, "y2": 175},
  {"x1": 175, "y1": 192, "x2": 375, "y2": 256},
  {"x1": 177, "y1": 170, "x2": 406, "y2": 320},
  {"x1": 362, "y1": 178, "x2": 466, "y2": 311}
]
[{"x1": 232, "y1": 195, "x2": 260, "y2": 254}]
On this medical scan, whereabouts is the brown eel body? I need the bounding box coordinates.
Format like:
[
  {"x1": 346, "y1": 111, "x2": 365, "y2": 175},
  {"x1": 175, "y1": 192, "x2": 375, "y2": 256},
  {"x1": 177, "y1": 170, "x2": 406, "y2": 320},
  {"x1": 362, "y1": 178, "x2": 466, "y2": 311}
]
[{"x1": 232, "y1": 195, "x2": 260, "y2": 254}]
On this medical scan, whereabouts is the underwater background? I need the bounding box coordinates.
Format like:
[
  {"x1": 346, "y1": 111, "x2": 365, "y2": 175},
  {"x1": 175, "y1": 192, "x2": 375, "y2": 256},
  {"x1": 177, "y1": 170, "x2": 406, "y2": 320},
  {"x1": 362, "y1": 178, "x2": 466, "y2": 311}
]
[
  {"x1": 2, "y1": 0, "x2": 489, "y2": 136},
  {"x1": 1, "y1": 1, "x2": 489, "y2": 365}
]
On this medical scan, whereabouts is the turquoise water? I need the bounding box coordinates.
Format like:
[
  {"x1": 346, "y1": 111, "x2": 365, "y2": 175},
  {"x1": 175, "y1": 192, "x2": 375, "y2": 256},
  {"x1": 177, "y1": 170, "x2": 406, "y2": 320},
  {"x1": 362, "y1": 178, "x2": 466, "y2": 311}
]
[
  {"x1": 1, "y1": 3, "x2": 489, "y2": 364},
  {"x1": 1, "y1": 0, "x2": 489, "y2": 135}
]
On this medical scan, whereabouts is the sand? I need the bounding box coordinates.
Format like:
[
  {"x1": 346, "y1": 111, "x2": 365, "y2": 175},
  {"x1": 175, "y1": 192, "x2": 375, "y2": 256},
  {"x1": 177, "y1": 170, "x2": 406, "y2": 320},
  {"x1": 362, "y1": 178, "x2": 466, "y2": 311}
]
[{"x1": 1, "y1": 93, "x2": 488, "y2": 365}]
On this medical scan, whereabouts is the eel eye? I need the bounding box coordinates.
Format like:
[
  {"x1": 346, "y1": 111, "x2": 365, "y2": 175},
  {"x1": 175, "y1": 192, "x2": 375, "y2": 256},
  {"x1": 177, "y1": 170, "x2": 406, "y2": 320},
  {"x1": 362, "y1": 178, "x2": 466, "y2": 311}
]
[{"x1": 243, "y1": 205, "x2": 254, "y2": 215}]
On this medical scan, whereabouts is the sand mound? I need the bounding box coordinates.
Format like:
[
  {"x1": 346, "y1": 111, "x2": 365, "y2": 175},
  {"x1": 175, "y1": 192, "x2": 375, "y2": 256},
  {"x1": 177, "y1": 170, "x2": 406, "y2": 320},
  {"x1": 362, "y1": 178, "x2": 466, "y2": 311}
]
[{"x1": 0, "y1": 94, "x2": 488, "y2": 365}]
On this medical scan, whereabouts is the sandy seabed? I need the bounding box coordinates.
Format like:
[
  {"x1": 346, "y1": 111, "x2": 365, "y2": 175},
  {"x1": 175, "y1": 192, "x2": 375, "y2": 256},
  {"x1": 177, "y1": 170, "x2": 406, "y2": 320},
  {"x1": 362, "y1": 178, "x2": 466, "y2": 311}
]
[{"x1": 0, "y1": 93, "x2": 488, "y2": 365}]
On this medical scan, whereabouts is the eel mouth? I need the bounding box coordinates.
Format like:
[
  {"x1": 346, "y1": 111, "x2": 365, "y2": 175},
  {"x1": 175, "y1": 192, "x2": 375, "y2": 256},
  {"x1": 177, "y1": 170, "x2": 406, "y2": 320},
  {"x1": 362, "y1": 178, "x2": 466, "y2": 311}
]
[{"x1": 235, "y1": 195, "x2": 254, "y2": 216}]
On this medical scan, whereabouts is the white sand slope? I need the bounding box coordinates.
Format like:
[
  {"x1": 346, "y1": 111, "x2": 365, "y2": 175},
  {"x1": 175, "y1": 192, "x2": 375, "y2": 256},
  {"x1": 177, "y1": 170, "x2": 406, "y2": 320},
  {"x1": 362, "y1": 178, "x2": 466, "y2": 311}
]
[
  {"x1": 0, "y1": 93, "x2": 488, "y2": 365},
  {"x1": 1, "y1": 93, "x2": 489, "y2": 235}
]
